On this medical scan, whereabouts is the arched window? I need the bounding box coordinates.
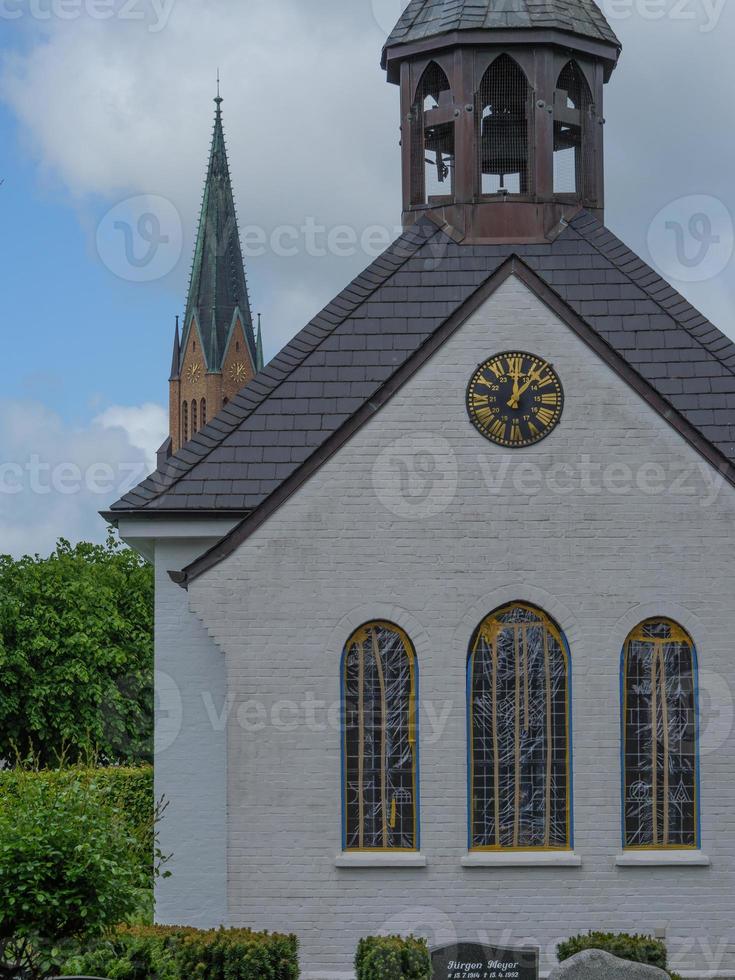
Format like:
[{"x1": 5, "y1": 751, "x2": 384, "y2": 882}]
[
  {"x1": 191, "y1": 399, "x2": 198, "y2": 435},
  {"x1": 342, "y1": 622, "x2": 418, "y2": 851},
  {"x1": 469, "y1": 604, "x2": 570, "y2": 850},
  {"x1": 182, "y1": 401, "x2": 189, "y2": 444},
  {"x1": 477, "y1": 55, "x2": 530, "y2": 196},
  {"x1": 201, "y1": 398, "x2": 207, "y2": 428},
  {"x1": 553, "y1": 61, "x2": 593, "y2": 196},
  {"x1": 622, "y1": 619, "x2": 699, "y2": 849},
  {"x1": 411, "y1": 63, "x2": 454, "y2": 206}
]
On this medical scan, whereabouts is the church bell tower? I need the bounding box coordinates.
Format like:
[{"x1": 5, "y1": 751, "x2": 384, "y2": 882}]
[
  {"x1": 383, "y1": 0, "x2": 621, "y2": 243},
  {"x1": 167, "y1": 88, "x2": 263, "y2": 454}
]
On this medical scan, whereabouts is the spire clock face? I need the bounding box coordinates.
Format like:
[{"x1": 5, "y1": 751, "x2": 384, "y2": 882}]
[
  {"x1": 467, "y1": 351, "x2": 564, "y2": 448},
  {"x1": 186, "y1": 362, "x2": 202, "y2": 384},
  {"x1": 230, "y1": 362, "x2": 248, "y2": 384}
]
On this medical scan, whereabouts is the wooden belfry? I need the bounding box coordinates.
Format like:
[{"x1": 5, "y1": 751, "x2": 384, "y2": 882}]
[{"x1": 382, "y1": 0, "x2": 621, "y2": 243}]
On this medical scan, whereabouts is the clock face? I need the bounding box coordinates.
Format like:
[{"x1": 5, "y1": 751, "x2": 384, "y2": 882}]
[
  {"x1": 186, "y1": 362, "x2": 202, "y2": 384},
  {"x1": 230, "y1": 362, "x2": 248, "y2": 384},
  {"x1": 467, "y1": 351, "x2": 564, "y2": 448}
]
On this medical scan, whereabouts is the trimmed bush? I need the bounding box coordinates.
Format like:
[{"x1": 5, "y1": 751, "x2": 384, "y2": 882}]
[
  {"x1": 0, "y1": 765, "x2": 155, "y2": 880},
  {"x1": 62, "y1": 925, "x2": 300, "y2": 980},
  {"x1": 355, "y1": 935, "x2": 431, "y2": 980},
  {"x1": 557, "y1": 933, "x2": 667, "y2": 972}
]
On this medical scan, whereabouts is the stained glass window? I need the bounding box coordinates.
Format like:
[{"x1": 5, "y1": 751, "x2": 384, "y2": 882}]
[
  {"x1": 469, "y1": 604, "x2": 570, "y2": 850},
  {"x1": 343, "y1": 622, "x2": 417, "y2": 851},
  {"x1": 623, "y1": 619, "x2": 699, "y2": 849}
]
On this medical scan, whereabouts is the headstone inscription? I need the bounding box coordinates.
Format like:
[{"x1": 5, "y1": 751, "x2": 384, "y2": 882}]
[{"x1": 431, "y1": 942, "x2": 540, "y2": 980}]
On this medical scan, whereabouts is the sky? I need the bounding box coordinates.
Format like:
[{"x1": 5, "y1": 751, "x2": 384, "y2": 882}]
[{"x1": 1, "y1": 0, "x2": 734, "y2": 557}]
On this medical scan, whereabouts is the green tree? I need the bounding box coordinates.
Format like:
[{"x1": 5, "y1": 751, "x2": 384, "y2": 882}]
[
  {"x1": 0, "y1": 767, "x2": 161, "y2": 980},
  {"x1": 0, "y1": 536, "x2": 154, "y2": 765}
]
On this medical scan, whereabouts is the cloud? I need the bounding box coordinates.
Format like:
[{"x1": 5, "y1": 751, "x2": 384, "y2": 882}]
[
  {"x1": 0, "y1": 399, "x2": 166, "y2": 558},
  {"x1": 3, "y1": 0, "x2": 735, "y2": 352}
]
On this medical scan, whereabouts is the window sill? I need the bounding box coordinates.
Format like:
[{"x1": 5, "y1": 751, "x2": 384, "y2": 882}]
[
  {"x1": 462, "y1": 851, "x2": 582, "y2": 868},
  {"x1": 616, "y1": 850, "x2": 710, "y2": 867},
  {"x1": 335, "y1": 852, "x2": 427, "y2": 869}
]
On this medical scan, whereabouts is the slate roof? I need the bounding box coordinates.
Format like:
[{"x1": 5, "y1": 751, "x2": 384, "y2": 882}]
[
  {"x1": 107, "y1": 211, "x2": 735, "y2": 521},
  {"x1": 177, "y1": 96, "x2": 258, "y2": 375},
  {"x1": 383, "y1": 0, "x2": 621, "y2": 53}
]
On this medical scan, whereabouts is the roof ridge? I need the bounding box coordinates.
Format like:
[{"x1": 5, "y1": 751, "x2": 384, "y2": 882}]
[
  {"x1": 116, "y1": 219, "x2": 444, "y2": 511},
  {"x1": 569, "y1": 212, "x2": 735, "y2": 379}
]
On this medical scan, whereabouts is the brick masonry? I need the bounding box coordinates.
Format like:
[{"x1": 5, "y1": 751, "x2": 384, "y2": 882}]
[{"x1": 160, "y1": 276, "x2": 735, "y2": 977}]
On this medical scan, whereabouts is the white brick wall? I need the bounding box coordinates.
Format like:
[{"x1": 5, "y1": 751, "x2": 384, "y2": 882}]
[
  {"x1": 153, "y1": 538, "x2": 228, "y2": 927},
  {"x1": 181, "y1": 277, "x2": 735, "y2": 977}
]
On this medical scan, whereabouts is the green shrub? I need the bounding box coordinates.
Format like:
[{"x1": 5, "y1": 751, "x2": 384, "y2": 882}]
[
  {"x1": 355, "y1": 935, "x2": 431, "y2": 980},
  {"x1": 0, "y1": 769, "x2": 154, "y2": 979},
  {"x1": 0, "y1": 536, "x2": 154, "y2": 766},
  {"x1": 558, "y1": 932, "x2": 667, "y2": 971},
  {"x1": 0, "y1": 765, "x2": 156, "y2": 882},
  {"x1": 62, "y1": 925, "x2": 300, "y2": 980}
]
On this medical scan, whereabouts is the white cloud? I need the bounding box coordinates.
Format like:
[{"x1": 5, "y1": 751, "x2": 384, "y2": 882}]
[
  {"x1": 0, "y1": 399, "x2": 165, "y2": 558},
  {"x1": 1, "y1": 0, "x2": 735, "y2": 343},
  {"x1": 95, "y1": 402, "x2": 167, "y2": 471}
]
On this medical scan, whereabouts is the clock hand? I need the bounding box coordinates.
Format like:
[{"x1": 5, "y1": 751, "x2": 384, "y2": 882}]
[{"x1": 507, "y1": 365, "x2": 545, "y2": 409}]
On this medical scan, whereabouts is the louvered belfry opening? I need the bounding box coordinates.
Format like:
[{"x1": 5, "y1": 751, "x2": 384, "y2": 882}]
[
  {"x1": 553, "y1": 61, "x2": 593, "y2": 197},
  {"x1": 477, "y1": 54, "x2": 531, "y2": 196},
  {"x1": 411, "y1": 63, "x2": 455, "y2": 206}
]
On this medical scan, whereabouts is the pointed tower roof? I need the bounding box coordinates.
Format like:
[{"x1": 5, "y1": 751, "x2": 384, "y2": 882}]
[
  {"x1": 383, "y1": 0, "x2": 620, "y2": 59},
  {"x1": 183, "y1": 88, "x2": 257, "y2": 371},
  {"x1": 169, "y1": 316, "x2": 181, "y2": 381}
]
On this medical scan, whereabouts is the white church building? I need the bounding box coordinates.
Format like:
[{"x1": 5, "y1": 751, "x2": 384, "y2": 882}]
[{"x1": 106, "y1": 0, "x2": 735, "y2": 976}]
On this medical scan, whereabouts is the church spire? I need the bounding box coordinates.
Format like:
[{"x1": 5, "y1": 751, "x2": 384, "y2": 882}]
[
  {"x1": 169, "y1": 85, "x2": 261, "y2": 453},
  {"x1": 182, "y1": 85, "x2": 257, "y2": 372}
]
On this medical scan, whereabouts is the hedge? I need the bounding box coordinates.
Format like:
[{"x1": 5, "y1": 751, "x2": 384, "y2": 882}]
[
  {"x1": 61, "y1": 925, "x2": 300, "y2": 980},
  {"x1": 355, "y1": 936, "x2": 431, "y2": 980},
  {"x1": 0, "y1": 766, "x2": 154, "y2": 877},
  {"x1": 558, "y1": 932, "x2": 669, "y2": 972}
]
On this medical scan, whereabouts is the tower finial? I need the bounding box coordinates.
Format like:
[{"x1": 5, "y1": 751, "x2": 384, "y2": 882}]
[{"x1": 215, "y1": 69, "x2": 222, "y2": 107}]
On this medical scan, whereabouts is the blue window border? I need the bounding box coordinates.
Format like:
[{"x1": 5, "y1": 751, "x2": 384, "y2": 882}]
[
  {"x1": 465, "y1": 601, "x2": 574, "y2": 852},
  {"x1": 619, "y1": 619, "x2": 702, "y2": 850},
  {"x1": 340, "y1": 620, "x2": 421, "y2": 853}
]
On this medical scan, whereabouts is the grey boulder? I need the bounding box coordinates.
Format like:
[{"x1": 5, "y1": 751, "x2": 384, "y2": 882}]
[{"x1": 549, "y1": 950, "x2": 669, "y2": 979}]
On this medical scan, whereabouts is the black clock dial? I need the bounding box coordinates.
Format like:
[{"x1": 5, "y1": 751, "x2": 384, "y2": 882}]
[{"x1": 467, "y1": 351, "x2": 564, "y2": 448}]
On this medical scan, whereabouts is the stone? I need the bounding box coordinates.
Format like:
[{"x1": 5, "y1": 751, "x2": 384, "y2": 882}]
[
  {"x1": 548, "y1": 950, "x2": 670, "y2": 979},
  {"x1": 431, "y1": 942, "x2": 539, "y2": 980}
]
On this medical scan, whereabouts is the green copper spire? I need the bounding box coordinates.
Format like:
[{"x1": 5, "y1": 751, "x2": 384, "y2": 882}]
[{"x1": 182, "y1": 86, "x2": 257, "y2": 373}]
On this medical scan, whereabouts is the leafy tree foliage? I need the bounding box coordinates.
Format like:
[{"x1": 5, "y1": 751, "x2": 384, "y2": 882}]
[
  {"x1": 0, "y1": 536, "x2": 154, "y2": 765},
  {"x1": 0, "y1": 768, "x2": 155, "y2": 979}
]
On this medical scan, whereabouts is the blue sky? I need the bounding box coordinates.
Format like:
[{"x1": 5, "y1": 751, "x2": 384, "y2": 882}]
[{"x1": 2, "y1": 0, "x2": 735, "y2": 555}]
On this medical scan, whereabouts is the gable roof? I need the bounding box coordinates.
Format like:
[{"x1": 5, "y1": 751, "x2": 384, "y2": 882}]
[
  {"x1": 105, "y1": 211, "x2": 735, "y2": 580},
  {"x1": 383, "y1": 0, "x2": 621, "y2": 54},
  {"x1": 178, "y1": 95, "x2": 257, "y2": 375}
]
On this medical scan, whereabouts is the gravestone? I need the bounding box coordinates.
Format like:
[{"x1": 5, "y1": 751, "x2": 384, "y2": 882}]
[
  {"x1": 548, "y1": 950, "x2": 669, "y2": 979},
  {"x1": 431, "y1": 942, "x2": 539, "y2": 980}
]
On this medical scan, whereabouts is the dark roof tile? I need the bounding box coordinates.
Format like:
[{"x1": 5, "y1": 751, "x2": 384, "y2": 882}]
[{"x1": 109, "y1": 212, "x2": 735, "y2": 519}]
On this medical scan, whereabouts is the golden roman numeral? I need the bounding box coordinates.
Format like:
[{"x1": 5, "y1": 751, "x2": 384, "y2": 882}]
[
  {"x1": 489, "y1": 418, "x2": 507, "y2": 441},
  {"x1": 536, "y1": 407, "x2": 555, "y2": 426},
  {"x1": 541, "y1": 393, "x2": 558, "y2": 405},
  {"x1": 507, "y1": 355, "x2": 524, "y2": 377},
  {"x1": 511, "y1": 422, "x2": 522, "y2": 443},
  {"x1": 487, "y1": 361, "x2": 504, "y2": 380},
  {"x1": 528, "y1": 421, "x2": 541, "y2": 438},
  {"x1": 536, "y1": 374, "x2": 555, "y2": 389}
]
